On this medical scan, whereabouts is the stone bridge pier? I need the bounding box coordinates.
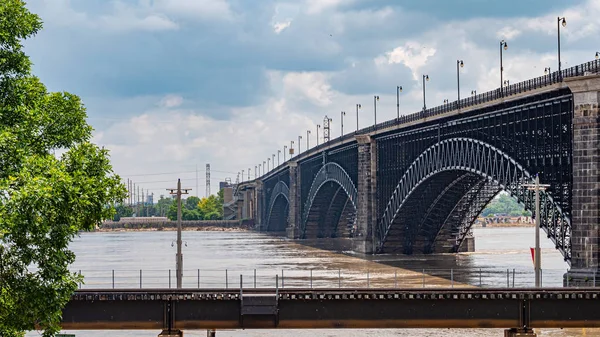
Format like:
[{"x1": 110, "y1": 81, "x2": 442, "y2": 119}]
[{"x1": 565, "y1": 74, "x2": 600, "y2": 286}]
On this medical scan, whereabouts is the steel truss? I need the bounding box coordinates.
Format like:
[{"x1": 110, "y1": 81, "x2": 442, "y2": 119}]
[
  {"x1": 300, "y1": 162, "x2": 358, "y2": 238},
  {"x1": 265, "y1": 181, "x2": 290, "y2": 231},
  {"x1": 377, "y1": 138, "x2": 571, "y2": 262}
]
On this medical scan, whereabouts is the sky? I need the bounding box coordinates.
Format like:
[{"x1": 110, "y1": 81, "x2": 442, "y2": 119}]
[{"x1": 23, "y1": 0, "x2": 600, "y2": 201}]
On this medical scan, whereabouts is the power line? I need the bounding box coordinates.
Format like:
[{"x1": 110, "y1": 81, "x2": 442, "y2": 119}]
[{"x1": 120, "y1": 169, "x2": 238, "y2": 177}]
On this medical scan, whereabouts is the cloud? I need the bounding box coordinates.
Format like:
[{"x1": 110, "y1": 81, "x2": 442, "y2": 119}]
[
  {"x1": 305, "y1": 0, "x2": 346, "y2": 14},
  {"x1": 159, "y1": 95, "x2": 184, "y2": 108},
  {"x1": 273, "y1": 21, "x2": 291, "y2": 34},
  {"x1": 280, "y1": 72, "x2": 336, "y2": 107},
  {"x1": 375, "y1": 42, "x2": 437, "y2": 81}
]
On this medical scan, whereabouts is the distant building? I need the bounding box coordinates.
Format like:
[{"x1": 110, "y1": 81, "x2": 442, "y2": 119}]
[{"x1": 146, "y1": 193, "x2": 154, "y2": 205}]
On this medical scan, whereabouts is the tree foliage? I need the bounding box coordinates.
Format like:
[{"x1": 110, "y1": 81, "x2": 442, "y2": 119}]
[
  {"x1": 164, "y1": 191, "x2": 224, "y2": 221},
  {"x1": 0, "y1": 1, "x2": 126, "y2": 336},
  {"x1": 481, "y1": 192, "x2": 531, "y2": 217}
]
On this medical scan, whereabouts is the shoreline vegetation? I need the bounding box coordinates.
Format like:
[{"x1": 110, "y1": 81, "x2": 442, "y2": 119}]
[{"x1": 95, "y1": 218, "x2": 254, "y2": 232}]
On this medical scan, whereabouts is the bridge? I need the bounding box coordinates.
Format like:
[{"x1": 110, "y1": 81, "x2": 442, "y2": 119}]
[
  {"x1": 62, "y1": 288, "x2": 600, "y2": 337},
  {"x1": 233, "y1": 60, "x2": 600, "y2": 286}
]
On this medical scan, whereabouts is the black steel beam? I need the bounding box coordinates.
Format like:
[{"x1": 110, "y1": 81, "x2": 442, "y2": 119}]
[{"x1": 61, "y1": 288, "x2": 600, "y2": 330}]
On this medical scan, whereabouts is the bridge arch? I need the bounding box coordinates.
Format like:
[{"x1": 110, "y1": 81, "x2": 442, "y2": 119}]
[
  {"x1": 301, "y1": 162, "x2": 358, "y2": 239},
  {"x1": 266, "y1": 181, "x2": 290, "y2": 232},
  {"x1": 377, "y1": 137, "x2": 571, "y2": 261}
]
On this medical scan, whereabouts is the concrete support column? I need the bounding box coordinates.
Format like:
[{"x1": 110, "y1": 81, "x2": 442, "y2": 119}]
[
  {"x1": 158, "y1": 330, "x2": 183, "y2": 337},
  {"x1": 354, "y1": 135, "x2": 377, "y2": 254},
  {"x1": 256, "y1": 180, "x2": 264, "y2": 231},
  {"x1": 504, "y1": 328, "x2": 536, "y2": 337},
  {"x1": 287, "y1": 162, "x2": 301, "y2": 239},
  {"x1": 565, "y1": 74, "x2": 600, "y2": 286}
]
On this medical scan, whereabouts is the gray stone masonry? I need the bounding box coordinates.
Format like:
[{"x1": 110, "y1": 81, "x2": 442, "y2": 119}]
[
  {"x1": 256, "y1": 180, "x2": 264, "y2": 230},
  {"x1": 564, "y1": 74, "x2": 600, "y2": 286},
  {"x1": 286, "y1": 162, "x2": 301, "y2": 239},
  {"x1": 354, "y1": 135, "x2": 376, "y2": 254}
]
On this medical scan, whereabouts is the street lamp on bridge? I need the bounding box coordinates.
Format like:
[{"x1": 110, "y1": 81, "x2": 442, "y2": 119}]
[
  {"x1": 248, "y1": 168, "x2": 251, "y2": 180},
  {"x1": 316, "y1": 124, "x2": 320, "y2": 145},
  {"x1": 422, "y1": 75, "x2": 429, "y2": 111},
  {"x1": 457, "y1": 60, "x2": 464, "y2": 108},
  {"x1": 504, "y1": 80, "x2": 510, "y2": 87},
  {"x1": 254, "y1": 165, "x2": 257, "y2": 179},
  {"x1": 307, "y1": 130, "x2": 311, "y2": 149},
  {"x1": 500, "y1": 40, "x2": 508, "y2": 95},
  {"x1": 290, "y1": 140, "x2": 294, "y2": 158},
  {"x1": 263, "y1": 161, "x2": 266, "y2": 175},
  {"x1": 277, "y1": 150, "x2": 281, "y2": 166},
  {"x1": 596, "y1": 51, "x2": 599, "y2": 60},
  {"x1": 356, "y1": 104, "x2": 361, "y2": 130},
  {"x1": 373, "y1": 96, "x2": 379, "y2": 127},
  {"x1": 298, "y1": 135, "x2": 302, "y2": 153},
  {"x1": 341, "y1": 111, "x2": 345, "y2": 136},
  {"x1": 258, "y1": 164, "x2": 261, "y2": 177},
  {"x1": 396, "y1": 86, "x2": 402, "y2": 119},
  {"x1": 557, "y1": 17, "x2": 567, "y2": 77},
  {"x1": 241, "y1": 170, "x2": 244, "y2": 182},
  {"x1": 284, "y1": 146, "x2": 287, "y2": 161},
  {"x1": 272, "y1": 154, "x2": 275, "y2": 168}
]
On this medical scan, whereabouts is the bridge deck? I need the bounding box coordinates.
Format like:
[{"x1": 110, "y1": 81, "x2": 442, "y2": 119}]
[{"x1": 62, "y1": 288, "x2": 600, "y2": 330}]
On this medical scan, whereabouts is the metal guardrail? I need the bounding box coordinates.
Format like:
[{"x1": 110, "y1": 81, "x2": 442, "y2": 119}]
[
  {"x1": 73, "y1": 268, "x2": 587, "y2": 290},
  {"x1": 258, "y1": 59, "x2": 600, "y2": 180}
]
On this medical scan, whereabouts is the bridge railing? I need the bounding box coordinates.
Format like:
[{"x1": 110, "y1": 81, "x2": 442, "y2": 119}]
[{"x1": 71, "y1": 267, "x2": 588, "y2": 289}]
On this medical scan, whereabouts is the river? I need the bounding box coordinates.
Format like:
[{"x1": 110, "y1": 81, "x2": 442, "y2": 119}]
[{"x1": 27, "y1": 227, "x2": 600, "y2": 337}]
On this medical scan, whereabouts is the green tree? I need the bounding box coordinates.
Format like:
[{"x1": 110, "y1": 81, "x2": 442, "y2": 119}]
[
  {"x1": 0, "y1": 2, "x2": 126, "y2": 336},
  {"x1": 185, "y1": 196, "x2": 200, "y2": 210},
  {"x1": 198, "y1": 194, "x2": 223, "y2": 220},
  {"x1": 113, "y1": 204, "x2": 133, "y2": 221},
  {"x1": 481, "y1": 192, "x2": 532, "y2": 217},
  {"x1": 154, "y1": 195, "x2": 174, "y2": 217}
]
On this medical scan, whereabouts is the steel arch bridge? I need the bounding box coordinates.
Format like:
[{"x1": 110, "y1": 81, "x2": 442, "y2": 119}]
[{"x1": 237, "y1": 60, "x2": 600, "y2": 284}]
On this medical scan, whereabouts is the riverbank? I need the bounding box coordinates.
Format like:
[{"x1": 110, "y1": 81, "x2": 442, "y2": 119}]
[{"x1": 94, "y1": 226, "x2": 250, "y2": 232}]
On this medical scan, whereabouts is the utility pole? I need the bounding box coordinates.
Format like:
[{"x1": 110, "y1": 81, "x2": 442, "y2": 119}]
[
  {"x1": 205, "y1": 164, "x2": 211, "y2": 198},
  {"x1": 167, "y1": 179, "x2": 191, "y2": 289},
  {"x1": 137, "y1": 185, "x2": 140, "y2": 217},
  {"x1": 196, "y1": 164, "x2": 199, "y2": 198},
  {"x1": 524, "y1": 175, "x2": 550, "y2": 288},
  {"x1": 127, "y1": 179, "x2": 130, "y2": 206}
]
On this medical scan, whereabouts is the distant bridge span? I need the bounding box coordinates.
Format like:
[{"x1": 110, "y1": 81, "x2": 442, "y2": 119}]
[{"x1": 235, "y1": 61, "x2": 600, "y2": 286}]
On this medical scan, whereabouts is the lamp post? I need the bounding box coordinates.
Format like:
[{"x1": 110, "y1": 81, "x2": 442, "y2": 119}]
[
  {"x1": 422, "y1": 75, "x2": 429, "y2": 111},
  {"x1": 290, "y1": 140, "x2": 294, "y2": 158},
  {"x1": 298, "y1": 135, "x2": 302, "y2": 153},
  {"x1": 307, "y1": 130, "x2": 311, "y2": 149},
  {"x1": 316, "y1": 124, "x2": 320, "y2": 145},
  {"x1": 373, "y1": 95, "x2": 379, "y2": 126},
  {"x1": 500, "y1": 40, "x2": 508, "y2": 95},
  {"x1": 356, "y1": 104, "x2": 361, "y2": 130},
  {"x1": 524, "y1": 176, "x2": 550, "y2": 287},
  {"x1": 267, "y1": 158, "x2": 270, "y2": 171},
  {"x1": 277, "y1": 150, "x2": 281, "y2": 165},
  {"x1": 396, "y1": 86, "x2": 402, "y2": 119},
  {"x1": 248, "y1": 168, "x2": 251, "y2": 181},
  {"x1": 557, "y1": 17, "x2": 567, "y2": 77},
  {"x1": 241, "y1": 170, "x2": 244, "y2": 182},
  {"x1": 457, "y1": 60, "x2": 464, "y2": 108},
  {"x1": 504, "y1": 80, "x2": 510, "y2": 87},
  {"x1": 284, "y1": 146, "x2": 287, "y2": 161},
  {"x1": 341, "y1": 111, "x2": 346, "y2": 136},
  {"x1": 255, "y1": 165, "x2": 257, "y2": 179},
  {"x1": 272, "y1": 154, "x2": 275, "y2": 168},
  {"x1": 263, "y1": 161, "x2": 266, "y2": 174},
  {"x1": 258, "y1": 164, "x2": 262, "y2": 176},
  {"x1": 596, "y1": 51, "x2": 599, "y2": 60},
  {"x1": 544, "y1": 67, "x2": 551, "y2": 75}
]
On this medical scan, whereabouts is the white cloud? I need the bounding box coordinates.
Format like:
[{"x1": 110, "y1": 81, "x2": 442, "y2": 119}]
[
  {"x1": 280, "y1": 72, "x2": 335, "y2": 107},
  {"x1": 151, "y1": 0, "x2": 233, "y2": 21},
  {"x1": 99, "y1": 13, "x2": 179, "y2": 31},
  {"x1": 305, "y1": 0, "x2": 346, "y2": 14},
  {"x1": 375, "y1": 42, "x2": 437, "y2": 80},
  {"x1": 159, "y1": 95, "x2": 184, "y2": 108},
  {"x1": 273, "y1": 20, "x2": 292, "y2": 34}
]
